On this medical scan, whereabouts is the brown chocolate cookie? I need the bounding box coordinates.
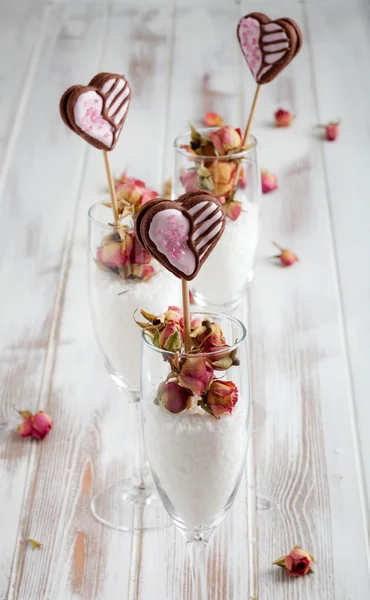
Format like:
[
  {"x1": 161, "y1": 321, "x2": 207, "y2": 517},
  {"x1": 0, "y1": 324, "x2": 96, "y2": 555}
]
[
  {"x1": 59, "y1": 72, "x2": 131, "y2": 151},
  {"x1": 135, "y1": 192, "x2": 226, "y2": 281},
  {"x1": 237, "y1": 13, "x2": 302, "y2": 84}
]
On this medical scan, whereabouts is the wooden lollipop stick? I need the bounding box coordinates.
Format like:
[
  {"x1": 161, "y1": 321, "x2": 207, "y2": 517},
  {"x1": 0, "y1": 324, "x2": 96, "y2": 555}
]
[
  {"x1": 182, "y1": 279, "x2": 191, "y2": 353},
  {"x1": 103, "y1": 150, "x2": 119, "y2": 225},
  {"x1": 241, "y1": 84, "x2": 261, "y2": 147}
]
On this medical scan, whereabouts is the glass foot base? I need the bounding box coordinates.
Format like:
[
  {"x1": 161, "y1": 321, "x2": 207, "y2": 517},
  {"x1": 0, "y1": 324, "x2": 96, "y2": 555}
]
[{"x1": 91, "y1": 479, "x2": 173, "y2": 532}]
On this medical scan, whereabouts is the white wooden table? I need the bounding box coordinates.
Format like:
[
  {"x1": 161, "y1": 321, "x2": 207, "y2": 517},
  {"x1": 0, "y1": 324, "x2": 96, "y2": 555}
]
[{"x1": 1, "y1": 0, "x2": 370, "y2": 598}]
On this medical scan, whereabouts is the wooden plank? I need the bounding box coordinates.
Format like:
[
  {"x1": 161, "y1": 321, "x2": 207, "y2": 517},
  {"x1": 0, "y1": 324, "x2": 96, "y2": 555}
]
[
  {"x1": 0, "y1": 4, "x2": 112, "y2": 598},
  {"x1": 306, "y1": 0, "x2": 370, "y2": 544},
  {"x1": 0, "y1": 0, "x2": 47, "y2": 180},
  {"x1": 7, "y1": 1, "x2": 176, "y2": 598},
  {"x1": 138, "y1": 2, "x2": 253, "y2": 599},
  {"x1": 241, "y1": 2, "x2": 370, "y2": 598}
]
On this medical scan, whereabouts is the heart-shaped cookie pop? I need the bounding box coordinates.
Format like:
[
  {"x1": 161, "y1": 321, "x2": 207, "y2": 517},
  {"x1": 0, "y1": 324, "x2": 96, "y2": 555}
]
[
  {"x1": 135, "y1": 191, "x2": 226, "y2": 281},
  {"x1": 59, "y1": 72, "x2": 131, "y2": 150},
  {"x1": 237, "y1": 13, "x2": 302, "y2": 84}
]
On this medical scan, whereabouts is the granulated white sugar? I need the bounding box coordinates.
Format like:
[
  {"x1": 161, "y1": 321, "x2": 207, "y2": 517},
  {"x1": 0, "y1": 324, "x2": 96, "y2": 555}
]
[
  {"x1": 90, "y1": 267, "x2": 181, "y2": 391},
  {"x1": 144, "y1": 402, "x2": 248, "y2": 528},
  {"x1": 192, "y1": 202, "x2": 259, "y2": 305}
]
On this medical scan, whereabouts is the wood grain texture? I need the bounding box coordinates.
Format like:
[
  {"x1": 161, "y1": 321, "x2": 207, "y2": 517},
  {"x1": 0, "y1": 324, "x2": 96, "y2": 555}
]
[
  {"x1": 242, "y1": 2, "x2": 370, "y2": 598},
  {"x1": 306, "y1": 0, "x2": 370, "y2": 543},
  {"x1": 0, "y1": 0, "x2": 369, "y2": 598},
  {"x1": 6, "y1": 1, "x2": 177, "y2": 599},
  {"x1": 0, "y1": 0, "x2": 47, "y2": 180}
]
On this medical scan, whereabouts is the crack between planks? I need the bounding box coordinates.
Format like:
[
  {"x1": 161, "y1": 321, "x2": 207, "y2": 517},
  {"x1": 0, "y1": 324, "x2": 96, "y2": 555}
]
[{"x1": 303, "y1": 0, "x2": 370, "y2": 577}]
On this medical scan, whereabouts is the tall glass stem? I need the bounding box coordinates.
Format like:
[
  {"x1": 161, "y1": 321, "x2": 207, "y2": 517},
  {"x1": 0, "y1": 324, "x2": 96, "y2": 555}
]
[
  {"x1": 128, "y1": 393, "x2": 152, "y2": 497},
  {"x1": 187, "y1": 540, "x2": 208, "y2": 600}
]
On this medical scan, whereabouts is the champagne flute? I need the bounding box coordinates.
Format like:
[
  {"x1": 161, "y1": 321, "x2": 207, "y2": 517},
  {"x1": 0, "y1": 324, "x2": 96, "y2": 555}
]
[
  {"x1": 141, "y1": 310, "x2": 250, "y2": 597},
  {"x1": 88, "y1": 201, "x2": 181, "y2": 531}
]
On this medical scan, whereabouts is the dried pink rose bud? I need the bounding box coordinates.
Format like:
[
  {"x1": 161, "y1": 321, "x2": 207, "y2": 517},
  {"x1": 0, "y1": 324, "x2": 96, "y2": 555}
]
[
  {"x1": 130, "y1": 238, "x2": 151, "y2": 265},
  {"x1": 274, "y1": 109, "x2": 294, "y2": 127},
  {"x1": 131, "y1": 264, "x2": 155, "y2": 281},
  {"x1": 273, "y1": 242, "x2": 299, "y2": 267},
  {"x1": 178, "y1": 357, "x2": 214, "y2": 397},
  {"x1": 17, "y1": 411, "x2": 33, "y2": 437},
  {"x1": 164, "y1": 306, "x2": 183, "y2": 324},
  {"x1": 209, "y1": 126, "x2": 242, "y2": 155},
  {"x1": 203, "y1": 380, "x2": 238, "y2": 418},
  {"x1": 225, "y1": 201, "x2": 242, "y2": 221},
  {"x1": 180, "y1": 169, "x2": 198, "y2": 192},
  {"x1": 261, "y1": 170, "x2": 278, "y2": 194},
  {"x1": 97, "y1": 241, "x2": 126, "y2": 268},
  {"x1": 159, "y1": 323, "x2": 182, "y2": 351},
  {"x1": 159, "y1": 382, "x2": 191, "y2": 413},
  {"x1": 317, "y1": 120, "x2": 340, "y2": 141},
  {"x1": 191, "y1": 316, "x2": 202, "y2": 328},
  {"x1": 31, "y1": 411, "x2": 53, "y2": 440},
  {"x1": 273, "y1": 546, "x2": 315, "y2": 577},
  {"x1": 238, "y1": 167, "x2": 247, "y2": 189},
  {"x1": 204, "y1": 112, "x2": 224, "y2": 127}
]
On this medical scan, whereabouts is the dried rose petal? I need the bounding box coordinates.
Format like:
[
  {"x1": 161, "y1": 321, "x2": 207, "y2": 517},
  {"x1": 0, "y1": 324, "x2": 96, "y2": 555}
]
[{"x1": 209, "y1": 126, "x2": 241, "y2": 156}]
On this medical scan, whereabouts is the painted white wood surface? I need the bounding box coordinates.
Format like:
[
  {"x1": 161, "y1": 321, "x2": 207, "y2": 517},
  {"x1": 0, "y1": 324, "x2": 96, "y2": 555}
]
[{"x1": 0, "y1": 1, "x2": 369, "y2": 599}]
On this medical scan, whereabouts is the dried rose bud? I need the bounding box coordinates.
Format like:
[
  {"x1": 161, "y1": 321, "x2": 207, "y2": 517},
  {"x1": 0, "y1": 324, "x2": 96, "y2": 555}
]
[
  {"x1": 225, "y1": 201, "x2": 242, "y2": 221},
  {"x1": 164, "y1": 306, "x2": 183, "y2": 324},
  {"x1": 273, "y1": 242, "x2": 299, "y2": 267},
  {"x1": 208, "y1": 161, "x2": 237, "y2": 197},
  {"x1": 17, "y1": 411, "x2": 33, "y2": 437},
  {"x1": 274, "y1": 109, "x2": 294, "y2": 127},
  {"x1": 159, "y1": 382, "x2": 191, "y2": 413},
  {"x1": 190, "y1": 316, "x2": 202, "y2": 328},
  {"x1": 238, "y1": 167, "x2": 247, "y2": 189},
  {"x1": 130, "y1": 238, "x2": 151, "y2": 265},
  {"x1": 209, "y1": 126, "x2": 242, "y2": 156},
  {"x1": 178, "y1": 357, "x2": 214, "y2": 397},
  {"x1": 317, "y1": 120, "x2": 340, "y2": 141},
  {"x1": 180, "y1": 169, "x2": 198, "y2": 192},
  {"x1": 261, "y1": 170, "x2": 278, "y2": 194},
  {"x1": 204, "y1": 112, "x2": 224, "y2": 127},
  {"x1": 97, "y1": 241, "x2": 126, "y2": 268},
  {"x1": 31, "y1": 411, "x2": 53, "y2": 440},
  {"x1": 203, "y1": 380, "x2": 238, "y2": 418},
  {"x1": 131, "y1": 264, "x2": 155, "y2": 281},
  {"x1": 159, "y1": 323, "x2": 183, "y2": 352},
  {"x1": 273, "y1": 546, "x2": 315, "y2": 577}
]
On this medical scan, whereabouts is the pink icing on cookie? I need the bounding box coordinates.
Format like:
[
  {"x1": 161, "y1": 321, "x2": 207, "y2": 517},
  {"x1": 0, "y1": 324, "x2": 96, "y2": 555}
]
[
  {"x1": 238, "y1": 17, "x2": 262, "y2": 78},
  {"x1": 73, "y1": 91, "x2": 114, "y2": 148},
  {"x1": 149, "y1": 209, "x2": 196, "y2": 277}
]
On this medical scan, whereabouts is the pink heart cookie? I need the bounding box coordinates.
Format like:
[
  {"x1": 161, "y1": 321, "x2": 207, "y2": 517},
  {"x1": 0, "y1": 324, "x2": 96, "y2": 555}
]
[
  {"x1": 237, "y1": 13, "x2": 302, "y2": 84},
  {"x1": 59, "y1": 72, "x2": 131, "y2": 151},
  {"x1": 135, "y1": 192, "x2": 226, "y2": 281}
]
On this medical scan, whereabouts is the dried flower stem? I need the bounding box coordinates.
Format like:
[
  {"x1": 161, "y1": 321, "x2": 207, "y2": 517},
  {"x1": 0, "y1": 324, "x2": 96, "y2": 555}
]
[
  {"x1": 182, "y1": 279, "x2": 191, "y2": 352},
  {"x1": 103, "y1": 150, "x2": 119, "y2": 225}
]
